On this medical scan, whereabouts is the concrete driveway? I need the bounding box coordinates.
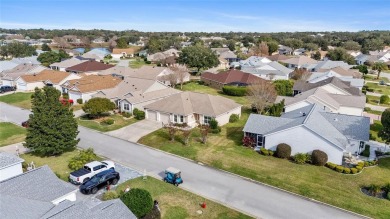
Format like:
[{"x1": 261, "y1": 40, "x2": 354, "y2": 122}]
[{"x1": 106, "y1": 119, "x2": 162, "y2": 142}]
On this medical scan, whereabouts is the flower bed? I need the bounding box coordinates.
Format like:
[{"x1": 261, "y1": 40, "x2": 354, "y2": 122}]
[
  {"x1": 361, "y1": 183, "x2": 390, "y2": 200},
  {"x1": 325, "y1": 160, "x2": 378, "y2": 174}
]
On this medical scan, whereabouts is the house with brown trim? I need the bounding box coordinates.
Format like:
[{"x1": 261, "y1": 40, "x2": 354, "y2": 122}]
[
  {"x1": 201, "y1": 69, "x2": 265, "y2": 89},
  {"x1": 15, "y1": 70, "x2": 80, "y2": 91},
  {"x1": 111, "y1": 47, "x2": 141, "y2": 59},
  {"x1": 65, "y1": 60, "x2": 113, "y2": 74},
  {"x1": 61, "y1": 75, "x2": 121, "y2": 103},
  {"x1": 144, "y1": 91, "x2": 241, "y2": 127}
]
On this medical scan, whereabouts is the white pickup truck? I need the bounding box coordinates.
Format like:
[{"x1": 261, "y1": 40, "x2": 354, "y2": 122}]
[{"x1": 69, "y1": 160, "x2": 115, "y2": 184}]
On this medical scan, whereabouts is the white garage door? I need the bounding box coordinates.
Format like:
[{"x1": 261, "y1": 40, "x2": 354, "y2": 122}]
[
  {"x1": 17, "y1": 83, "x2": 27, "y2": 91},
  {"x1": 69, "y1": 92, "x2": 82, "y2": 103},
  {"x1": 147, "y1": 110, "x2": 157, "y2": 121},
  {"x1": 160, "y1": 113, "x2": 170, "y2": 124},
  {"x1": 2, "y1": 80, "x2": 13, "y2": 86}
]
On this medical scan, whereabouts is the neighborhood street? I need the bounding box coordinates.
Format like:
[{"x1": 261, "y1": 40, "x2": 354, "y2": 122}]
[{"x1": 0, "y1": 102, "x2": 365, "y2": 219}]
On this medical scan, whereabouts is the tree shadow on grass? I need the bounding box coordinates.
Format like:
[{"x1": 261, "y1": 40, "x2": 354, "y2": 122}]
[{"x1": 226, "y1": 126, "x2": 244, "y2": 146}]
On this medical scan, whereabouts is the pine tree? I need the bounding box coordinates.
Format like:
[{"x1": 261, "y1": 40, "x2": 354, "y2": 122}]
[{"x1": 24, "y1": 87, "x2": 79, "y2": 156}]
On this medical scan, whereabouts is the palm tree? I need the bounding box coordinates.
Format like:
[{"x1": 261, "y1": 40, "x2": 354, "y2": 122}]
[{"x1": 372, "y1": 62, "x2": 389, "y2": 79}]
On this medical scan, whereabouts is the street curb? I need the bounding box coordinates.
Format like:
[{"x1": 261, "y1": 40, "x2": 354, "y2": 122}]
[{"x1": 80, "y1": 126, "x2": 371, "y2": 219}]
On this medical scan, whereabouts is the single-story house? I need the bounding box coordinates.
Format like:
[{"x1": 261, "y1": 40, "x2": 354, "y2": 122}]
[
  {"x1": 279, "y1": 85, "x2": 365, "y2": 116},
  {"x1": 241, "y1": 61, "x2": 293, "y2": 81},
  {"x1": 81, "y1": 48, "x2": 110, "y2": 61},
  {"x1": 278, "y1": 45, "x2": 292, "y2": 55},
  {"x1": 293, "y1": 76, "x2": 362, "y2": 96},
  {"x1": 0, "y1": 152, "x2": 135, "y2": 219},
  {"x1": 280, "y1": 56, "x2": 318, "y2": 69},
  {"x1": 0, "y1": 152, "x2": 24, "y2": 181},
  {"x1": 1, "y1": 63, "x2": 47, "y2": 86},
  {"x1": 0, "y1": 61, "x2": 19, "y2": 73},
  {"x1": 201, "y1": 69, "x2": 265, "y2": 89},
  {"x1": 302, "y1": 60, "x2": 352, "y2": 72},
  {"x1": 50, "y1": 57, "x2": 88, "y2": 72},
  {"x1": 15, "y1": 69, "x2": 80, "y2": 91},
  {"x1": 127, "y1": 66, "x2": 190, "y2": 86},
  {"x1": 243, "y1": 104, "x2": 370, "y2": 165},
  {"x1": 93, "y1": 77, "x2": 181, "y2": 112},
  {"x1": 111, "y1": 47, "x2": 141, "y2": 59},
  {"x1": 147, "y1": 49, "x2": 180, "y2": 62},
  {"x1": 144, "y1": 91, "x2": 242, "y2": 127},
  {"x1": 61, "y1": 75, "x2": 121, "y2": 103},
  {"x1": 293, "y1": 48, "x2": 306, "y2": 56},
  {"x1": 65, "y1": 60, "x2": 114, "y2": 74},
  {"x1": 266, "y1": 54, "x2": 289, "y2": 62}
]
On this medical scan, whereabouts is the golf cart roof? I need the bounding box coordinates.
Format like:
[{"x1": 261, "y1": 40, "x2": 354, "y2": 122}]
[{"x1": 166, "y1": 167, "x2": 181, "y2": 174}]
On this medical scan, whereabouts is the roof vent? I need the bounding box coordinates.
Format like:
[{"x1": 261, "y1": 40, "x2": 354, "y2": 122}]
[
  {"x1": 334, "y1": 118, "x2": 338, "y2": 122},
  {"x1": 302, "y1": 112, "x2": 306, "y2": 116}
]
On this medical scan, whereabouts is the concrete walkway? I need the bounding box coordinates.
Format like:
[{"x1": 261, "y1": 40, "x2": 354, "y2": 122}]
[
  {"x1": 73, "y1": 109, "x2": 85, "y2": 118},
  {"x1": 366, "y1": 92, "x2": 381, "y2": 97},
  {"x1": 106, "y1": 119, "x2": 162, "y2": 142},
  {"x1": 0, "y1": 142, "x2": 29, "y2": 155},
  {"x1": 365, "y1": 103, "x2": 388, "y2": 112}
]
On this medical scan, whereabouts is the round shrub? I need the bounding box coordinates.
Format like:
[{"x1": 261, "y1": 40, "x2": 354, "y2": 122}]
[
  {"x1": 101, "y1": 118, "x2": 114, "y2": 125},
  {"x1": 351, "y1": 168, "x2": 358, "y2": 174},
  {"x1": 276, "y1": 143, "x2": 291, "y2": 159},
  {"x1": 77, "y1": 98, "x2": 83, "y2": 104},
  {"x1": 209, "y1": 119, "x2": 219, "y2": 130},
  {"x1": 102, "y1": 190, "x2": 119, "y2": 201},
  {"x1": 121, "y1": 188, "x2": 153, "y2": 218},
  {"x1": 122, "y1": 112, "x2": 132, "y2": 118},
  {"x1": 311, "y1": 150, "x2": 328, "y2": 166},
  {"x1": 344, "y1": 168, "x2": 351, "y2": 174},
  {"x1": 326, "y1": 162, "x2": 336, "y2": 169},
  {"x1": 380, "y1": 95, "x2": 390, "y2": 104},
  {"x1": 335, "y1": 166, "x2": 344, "y2": 173},
  {"x1": 357, "y1": 162, "x2": 364, "y2": 167},
  {"x1": 268, "y1": 150, "x2": 274, "y2": 156},
  {"x1": 229, "y1": 114, "x2": 239, "y2": 123},
  {"x1": 356, "y1": 166, "x2": 363, "y2": 172}
]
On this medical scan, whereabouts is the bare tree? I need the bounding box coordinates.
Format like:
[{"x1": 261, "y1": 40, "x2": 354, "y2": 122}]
[
  {"x1": 169, "y1": 65, "x2": 188, "y2": 89},
  {"x1": 159, "y1": 73, "x2": 178, "y2": 88},
  {"x1": 198, "y1": 124, "x2": 210, "y2": 144},
  {"x1": 53, "y1": 37, "x2": 70, "y2": 49},
  {"x1": 247, "y1": 79, "x2": 277, "y2": 114},
  {"x1": 252, "y1": 41, "x2": 269, "y2": 56},
  {"x1": 181, "y1": 128, "x2": 192, "y2": 145},
  {"x1": 164, "y1": 123, "x2": 178, "y2": 142},
  {"x1": 290, "y1": 68, "x2": 312, "y2": 81}
]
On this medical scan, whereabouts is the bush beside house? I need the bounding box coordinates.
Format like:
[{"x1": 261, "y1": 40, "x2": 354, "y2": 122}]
[
  {"x1": 276, "y1": 143, "x2": 291, "y2": 159},
  {"x1": 120, "y1": 188, "x2": 154, "y2": 218}
]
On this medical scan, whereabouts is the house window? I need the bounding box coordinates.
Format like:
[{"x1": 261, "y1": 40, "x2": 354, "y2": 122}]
[
  {"x1": 173, "y1": 114, "x2": 184, "y2": 123},
  {"x1": 124, "y1": 103, "x2": 130, "y2": 111},
  {"x1": 203, "y1": 116, "x2": 212, "y2": 124},
  {"x1": 257, "y1": 135, "x2": 265, "y2": 147}
]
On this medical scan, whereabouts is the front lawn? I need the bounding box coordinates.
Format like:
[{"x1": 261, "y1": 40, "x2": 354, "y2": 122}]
[
  {"x1": 129, "y1": 58, "x2": 154, "y2": 68},
  {"x1": 20, "y1": 150, "x2": 86, "y2": 181},
  {"x1": 0, "y1": 92, "x2": 33, "y2": 109},
  {"x1": 77, "y1": 114, "x2": 138, "y2": 132},
  {"x1": 71, "y1": 104, "x2": 84, "y2": 111},
  {"x1": 366, "y1": 95, "x2": 390, "y2": 107},
  {"x1": 365, "y1": 82, "x2": 390, "y2": 96},
  {"x1": 139, "y1": 110, "x2": 390, "y2": 219},
  {"x1": 181, "y1": 82, "x2": 250, "y2": 106},
  {"x1": 117, "y1": 177, "x2": 252, "y2": 219},
  {"x1": 0, "y1": 122, "x2": 26, "y2": 146}
]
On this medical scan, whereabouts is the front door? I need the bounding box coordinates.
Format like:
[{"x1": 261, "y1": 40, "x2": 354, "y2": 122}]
[{"x1": 194, "y1": 114, "x2": 200, "y2": 123}]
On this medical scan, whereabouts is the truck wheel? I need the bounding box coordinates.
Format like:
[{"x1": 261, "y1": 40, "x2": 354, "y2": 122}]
[
  {"x1": 83, "y1": 178, "x2": 90, "y2": 183},
  {"x1": 91, "y1": 187, "x2": 98, "y2": 194},
  {"x1": 175, "y1": 183, "x2": 179, "y2": 187},
  {"x1": 111, "y1": 178, "x2": 118, "y2": 185}
]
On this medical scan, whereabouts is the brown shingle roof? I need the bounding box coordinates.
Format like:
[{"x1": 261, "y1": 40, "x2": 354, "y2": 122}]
[
  {"x1": 20, "y1": 70, "x2": 71, "y2": 84},
  {"x1": 317, "y1": 67, "x2": 362, "y2": 78},
  {"x1": 293, "y1": 77, "x2": 362, "y2": 96},
  {"x1": 64, "y1": 75, "x2": 121, "y2": 93},
  {"x1": 201, "y1": 69, "x2": 264, "y2": 85},
  {"x1": 65, "y1": 60, "x2": 113, "y2": 73},
  {"x1": 267, "y1": 54, "x2": 289, "y2": 61}
]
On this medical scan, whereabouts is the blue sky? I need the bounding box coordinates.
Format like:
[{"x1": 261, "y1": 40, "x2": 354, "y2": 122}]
[{"x1": 1, "y1": 0, "x2": 389, "y2": 32}]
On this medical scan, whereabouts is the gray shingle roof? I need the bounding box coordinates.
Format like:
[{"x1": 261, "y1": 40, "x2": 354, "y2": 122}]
[
  {"x1": 0, "y1": 152, "x2": 24, "y2": 170},
  {"x1": 0, "y1": 194, "x2": 54, "y2": 219},
  {"x1": 0, "y1": 165, "x2": 77, "y2": 202},
  {"x1": 243, "y1": 104, "x2": 369, "y2": 150},
  {"x1": 42, "y1": 199, "x2": 137, "y2": 219}
]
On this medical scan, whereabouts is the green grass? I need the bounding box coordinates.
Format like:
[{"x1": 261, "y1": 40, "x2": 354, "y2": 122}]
[
  {"x1": 364, "y1": 75, "x2": 390, "y2": 83},
  {"x1": 365, "y1": 82, "x2": 390, "y2": 95},
  {"x1": 129, "y1": 58, "x2": 154, "y2": 68},
  {"x1": 139, "y1": 109, "x2": 390, "y2": 219},
  {"x1": 0, "y1": 92, "x2": 33, "y2": 109},
  {"x1": 71, "y1": 104, "x2": 84, "y2": 111},
  {"x1": 117, "y1": 177, "x2": 252, "y2": 219},
  {"x1": 364, "y1": 108, "x2": 383, "y2": 115},
  {"x1": 77, "y1": 114, "x2": 138, "y2": 132},
  {"x1": 366, "y1": 95, "x2": 390, "y2": 107},
  {"x1": 20, "y1": 150, "x2": 81, "y2": 181},
  {"x1": 181, "y1": 82, "x2": 250, "y2": 106},
  {"x1": 0, "y1": 122, "x2": 26, "y2": 147}
]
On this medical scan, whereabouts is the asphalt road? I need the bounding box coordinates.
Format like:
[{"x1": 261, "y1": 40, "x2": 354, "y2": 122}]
[{"x1": 0, "y1": 102, "x2": 366, "y2": 219}]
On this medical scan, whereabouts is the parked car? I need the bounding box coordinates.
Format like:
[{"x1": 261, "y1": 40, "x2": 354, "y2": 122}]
[
  {"x1": 163, "y1": 167, "x2": 183, "y2": 186},
  {"x1": 21, "y1": 120, "x2": 29, "y2": 128},
  {"x1": 0, "y1": 85, "x2": 15, "y2": 93},
  {"x1": 69, "y1": 160, "x2": 115, "y2": 185},
  {"x1": 79, "y1": 169, "x2": 120, "y2": 195}
]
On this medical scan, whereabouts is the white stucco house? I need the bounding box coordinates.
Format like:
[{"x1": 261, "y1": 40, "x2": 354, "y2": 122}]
[
  {"x1": 280, "y1": 56, "x2": 318, "y2": 69},
  {"x1": 239, "y1": 57, "x2": 293, "y2": 81},
  {"x1": 243, "y1": 104, "x2": 370, "y2": 165},
  {"x1": 15, "y1": 69, "x2": 80, "y2": 91},
  {"x1": 144, "y1": 91, "x2": 242, "y2": 127},
  {"x1": 50, "y1": 57, "x2": 88, "y2": 72}
]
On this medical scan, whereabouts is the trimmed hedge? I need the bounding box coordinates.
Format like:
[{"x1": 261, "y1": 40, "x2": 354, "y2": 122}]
[
  {"x1": 293, "y1": 153, "x2": 310, "y2": 164},
  {"x1": 133, "y1": 108, "x2": 145, "y2": 120},
  {"x1": 122, "y1": 112, "x2": 132, "y2": 118},
  {"x1": 380, "y1": 95, "x2": 390, "y2": 104},
  {"x1": 222, "y1": 86, "x2": 247, "y2": 96},
  {"x1": 276, "y1": 143, "x2": 291, "y2": 159},
  {"x1": 120, "y1": 188, "x2": 153, "y2": 218},
  {"x1": 335, "y1": 165, "x2": 344, "y2": 173},
  {"x1": 344, "y1": 168, "x2": 351, "y2": 174},
  {"x1": 311, "y1": 150, "x2": 328, "y2": 166},
  {"x1": 259, "y1": 148, "x2": 274, "y2": 156},
  {"x1": 351, "y1": 168, "x2": 358, "y2": 174},
  {"x1": 77, "y1": 98, "x2": 83, "y2": 104},
  {"x1": 326, "y1": 162, "x2": 337, "y2": 169}
]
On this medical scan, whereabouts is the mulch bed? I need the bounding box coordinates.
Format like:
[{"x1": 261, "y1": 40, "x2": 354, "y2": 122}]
[{"x1": 361, "y1": 187, "x2": 388, "y2": 199}]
